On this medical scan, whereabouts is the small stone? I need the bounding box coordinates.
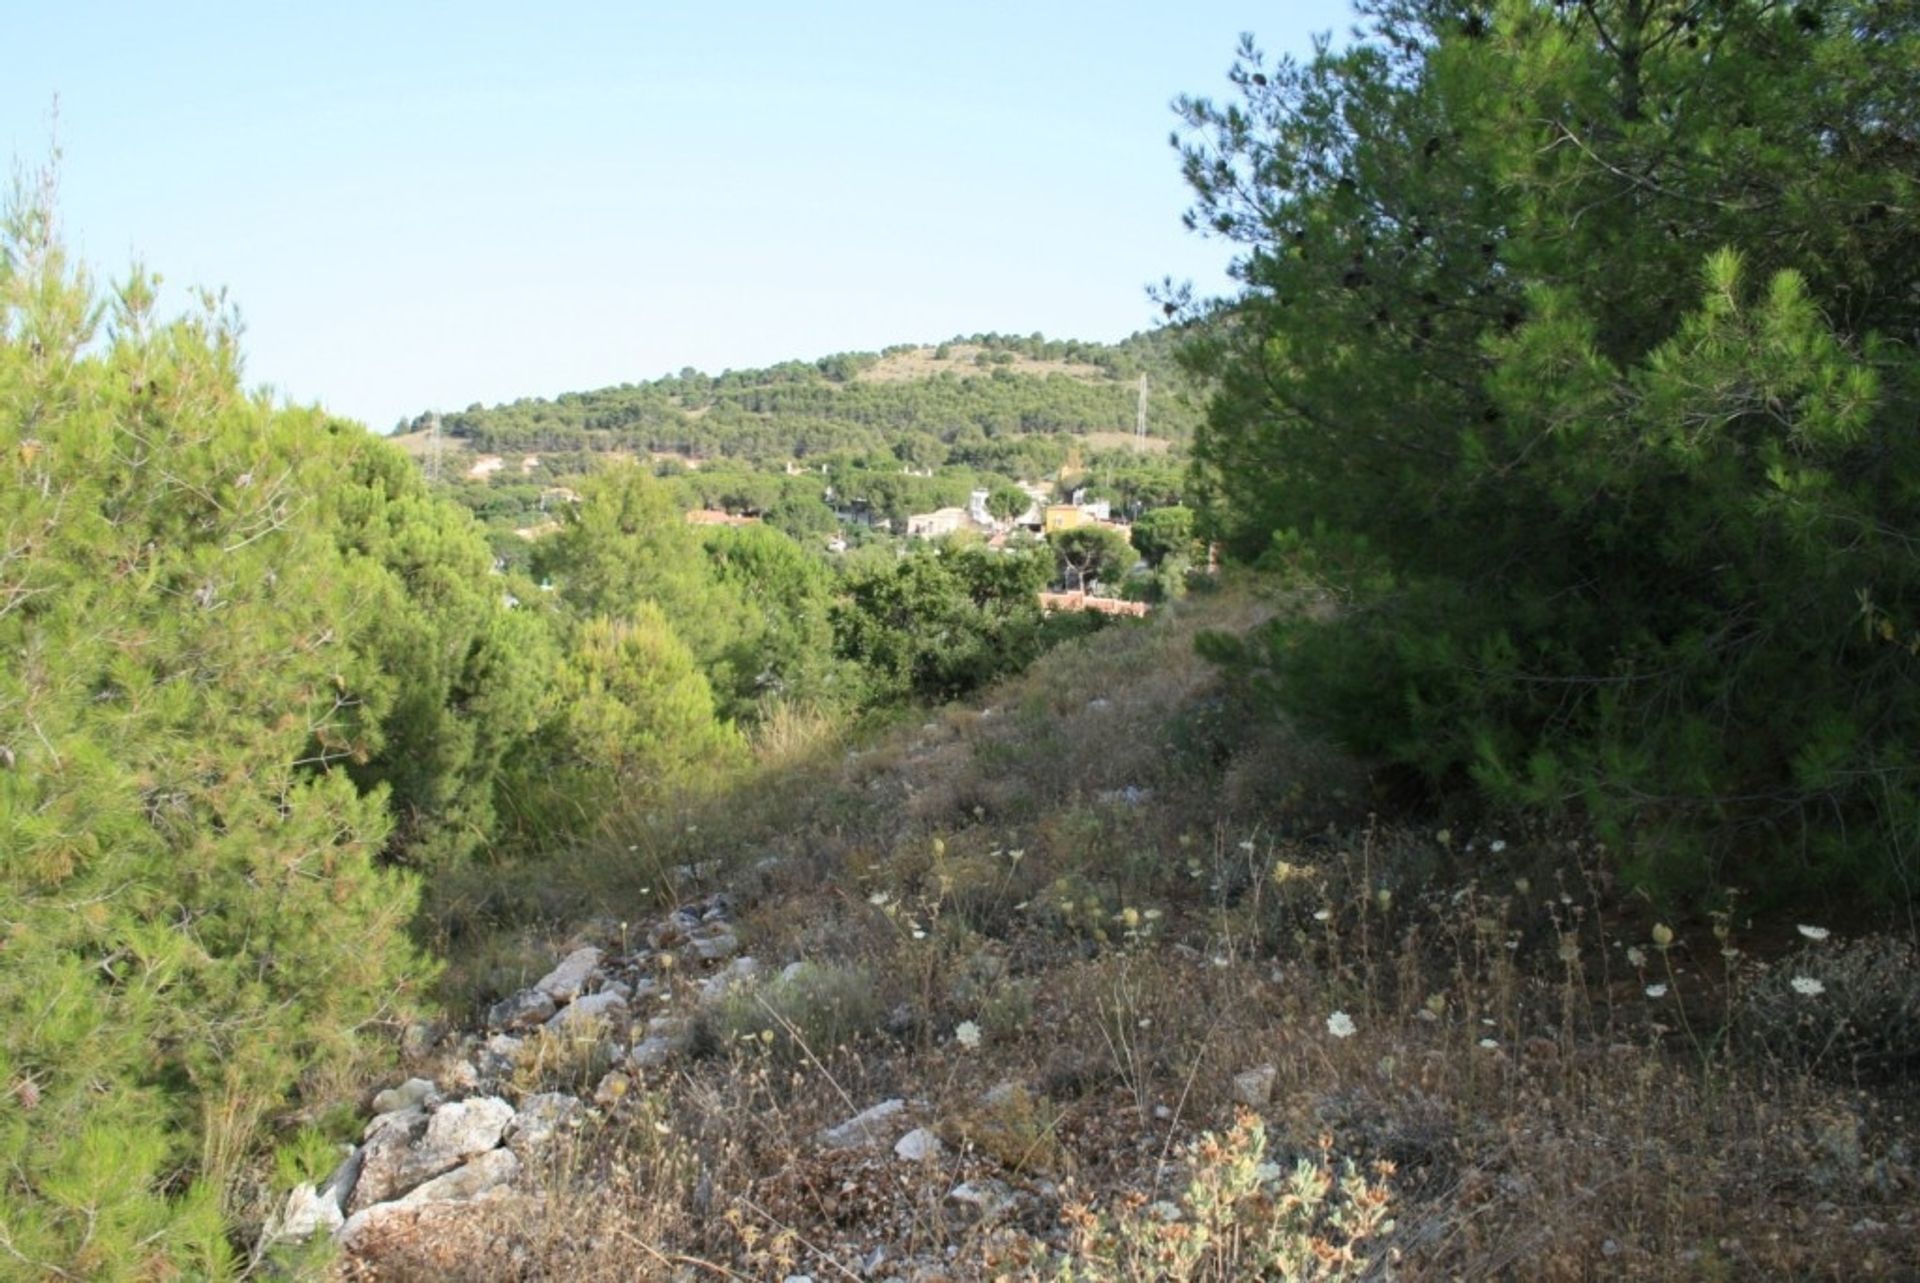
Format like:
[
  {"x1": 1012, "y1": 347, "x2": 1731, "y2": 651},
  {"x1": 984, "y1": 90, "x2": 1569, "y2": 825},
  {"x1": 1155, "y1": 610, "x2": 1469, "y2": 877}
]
[
  {"x1": 593, "y1": 1071, "x2": 631, "y2": 1108},
  {"x1": 505, "y1": 1092, "x2": 583, "y2": 1152},
  {"x1": 1231, "y1": 1064, "x2": 1277, "y2": 1108},
  {"x1": 371, "y1": 1077, "x2": 440, "y2": 1115},
  {"x1": 688, "y1": 926, "x2": 740, "y2": 962},
  {"x1": 264, "y1": 1181, "x2": 344, "y2": 1244},
  {"x1": 363, "y1": 1105, "x2": 429, "y2": 1143},
  {"x1": 400, "y1": 1021, "x2": 443, "y2": 1059},
  {"x1": 440, "y1": 1060, "x2": 481, "y2": 1093},
  {"x1": 601, "y1": 979, "x2": 633, "y2": 1003},
  {"x1": 894, "y1": 1128, "x2": 943, "y2": 1162},
  {"x1": 819, "y1": 1099, "x2": 909, "y2": 1150},
  {"x1": 946, "y1": 1178, "x2": 1016, "y2": 1223},
  {"x1": 475, "y1": 1034, "x2": 523, "y2": 1078},
  {"x1": 648, "y1": 911, "x2": 700, "y2": 949},
  {"x1": 534, "y1": 947, "x2": 603, "y2": 1003},
  {"x1": 419, "y1": 1097, "x2": 515, "y2": 1166},
  {"x1": 397, "y1": 1148, "x2": 520, "y2": 1206},
  {"x1": 699, "y1": 956, "x2": 761, "y2": 1005},
  {"x1": 545, "y1": 990, "x2": 629, "y2": 1032},
  {"x1": 629, "y1": 1037, "x2": 677, "y2": 1070},
  {"x1": 980, "y1": 1081, "x2": 1025, "y2": 1108},
  {"x1": 487, "y1": 988, "x2": 558, "y2": 1031}
]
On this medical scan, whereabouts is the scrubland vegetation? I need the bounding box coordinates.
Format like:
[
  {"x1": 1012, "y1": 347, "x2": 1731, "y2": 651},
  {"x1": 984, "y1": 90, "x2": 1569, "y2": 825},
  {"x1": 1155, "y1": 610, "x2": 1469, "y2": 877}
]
[{"x1": 5, "y1": 0, "x2": 1920, "y2": 1277}]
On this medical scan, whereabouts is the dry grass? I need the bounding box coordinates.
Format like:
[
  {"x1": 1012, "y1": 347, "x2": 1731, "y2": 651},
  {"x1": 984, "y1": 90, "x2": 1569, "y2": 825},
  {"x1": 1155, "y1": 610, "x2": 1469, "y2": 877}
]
[
  {"x1": 856, "y1": 344, "x2": 1116, "y2": 385},
  {"x1": 392, "y1": 581, "x2": 1920, "y2": 1281}
]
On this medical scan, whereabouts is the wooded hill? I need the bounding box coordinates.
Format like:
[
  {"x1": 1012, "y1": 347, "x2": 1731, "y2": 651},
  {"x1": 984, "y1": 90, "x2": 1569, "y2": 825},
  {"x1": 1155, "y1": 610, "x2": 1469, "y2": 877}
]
[{"x1": 405, "y1": 330, "x2": 1203, "y2": 470}]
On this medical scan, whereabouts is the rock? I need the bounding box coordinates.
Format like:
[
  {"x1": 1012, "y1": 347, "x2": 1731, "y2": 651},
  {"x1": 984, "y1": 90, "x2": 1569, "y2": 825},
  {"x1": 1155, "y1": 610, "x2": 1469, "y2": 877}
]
[
  {"x1": 397, "y1": 1147, "x2": 520, "y2": 1206},
  {"x1": 946, "y1": 1178, "x2": 1016, "y2": 1223},
  {"x1": 601, "y1": 979, "x2": 633, "y2": 1003},
  {"x1": 593, "y1": 1071, "x2": 631, "y2": 1108},
  {"x1": 440, "y1": 1060, "x2": 481, "y2": 1093},
  {"x1": 421, "y1": 1096, "x2": 516, "y2": 1163},
  {"x1": 351, "y1": 1113, "x2": 431, "y2": 1212},
  {"x1": 1232, "y1": 1064, "x2": 1277, "y2": 1108},
  {"x1": 400, "y1": 1021, "x2": 444, "y2": 1059},
  {"x1": 534, "y1": 947, "x2": 602, "y2": 1003},
  {"x1": 688, "y1": 925, "x2": 739, "y2": 962},
  {"x1": 477, "y1": 1033, "x2": 523, "y2": 1072},
  {"x1": 371, "y1": 1077, "x2": 440, "y2": 1115},
  {"x1": 628, "y1": 1013, "x2": 692, "y2": 1071},
  {"x1": 351, "y1": 1097, "x2": 514, "y2": 1212},
  {"x1": 894, "y1": 1128, "x2": 943, "y2": 1162},
  {"x1": 545, "y1": 990, "x2": 628, "y2": 1032},
  {"x1": 334, "y1": 1189, "x2": 525, "y2": 1258},
  {"x1": 318, "y1": 1146, "x2": 364, "y2": 1211},
  {"x1": 699, "y1": 956, "x2": 761, "y2": 1005},
  {"x1": 505, "y1": 1092, "x2": 584, "y2": 1152},
  {"x1": 819, "y1": 1099, "x2": 909, "y2": 1150},
  {"x1": 648, "y1": 910, "x2": 701, "y2": 949},
  {"x1": 487, "y1": 988, "x2": 558, "y2": 1031},
  {"x1": 363, "y1": 1104, "x2": 429, "y2": 1143},
  {"x1": 263, "y1": 1181, "x2": 344, "y2": 1244}
]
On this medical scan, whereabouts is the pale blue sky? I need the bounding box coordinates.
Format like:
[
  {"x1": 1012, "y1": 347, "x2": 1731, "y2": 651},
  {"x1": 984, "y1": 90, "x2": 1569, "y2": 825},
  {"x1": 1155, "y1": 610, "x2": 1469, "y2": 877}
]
[{"x1": 7, "y1": 2, "x2": 1353, "y2": 431}]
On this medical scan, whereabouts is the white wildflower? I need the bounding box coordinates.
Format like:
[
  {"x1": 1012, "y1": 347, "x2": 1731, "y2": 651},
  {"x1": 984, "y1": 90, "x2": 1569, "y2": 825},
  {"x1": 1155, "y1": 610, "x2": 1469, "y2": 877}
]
[
  {"x1": 1327, "y1": 1011, "x2": 1357, "y2": 1039},
  {"x1": 867, "y1": 890, "x2": 890, "y2": 907},
  {"x1": 954, "y1": 1021, "x2": 982, "y2": 1050},
  {"x1": 1626, "y1": 946, "x2": 1648, "y2": 968},
  {"x1": 1478, "y1": 1038, "x2": 1499, "y2": 1050},
  {"x1": 1790, "y1": 976, "x2": 1826, "y2": 997},
  {"x1": 1645, "y1": 984, "x2": 1668, "y2": 999},
  {"x1": 1313, "y1": 908, "x2": 1332, "y2": 922},
  {"x1": 1796, "y1": 924, "x2": 1830, "y2": 942},
  {"x1": 1489, "y1": 839, "x2": 1507, "y2": 853}
]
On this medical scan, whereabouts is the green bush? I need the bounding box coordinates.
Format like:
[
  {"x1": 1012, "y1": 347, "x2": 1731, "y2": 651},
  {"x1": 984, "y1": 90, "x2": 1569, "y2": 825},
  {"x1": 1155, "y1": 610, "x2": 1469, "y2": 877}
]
[{"x1": 1177, "y1": 2, "x2": 1920, "y2": 901}]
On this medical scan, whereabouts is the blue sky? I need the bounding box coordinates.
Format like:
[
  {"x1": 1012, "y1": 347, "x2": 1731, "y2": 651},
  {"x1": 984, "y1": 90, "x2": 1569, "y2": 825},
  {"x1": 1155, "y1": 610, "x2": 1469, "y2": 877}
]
[{"x1": 7, "y1": 2, "x2": 1354, "y2": 431}]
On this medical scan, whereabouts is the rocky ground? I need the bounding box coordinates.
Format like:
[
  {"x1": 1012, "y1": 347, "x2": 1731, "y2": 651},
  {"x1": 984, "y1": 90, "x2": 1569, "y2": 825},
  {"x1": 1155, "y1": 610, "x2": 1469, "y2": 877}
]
[{"x1": 268, "y1": 591, "x2": 1920, "y2": 1281}]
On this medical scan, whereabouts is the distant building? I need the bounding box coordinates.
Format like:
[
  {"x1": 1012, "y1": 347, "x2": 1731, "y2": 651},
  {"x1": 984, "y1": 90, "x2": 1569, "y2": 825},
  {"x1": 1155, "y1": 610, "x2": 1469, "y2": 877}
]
[
  {"x1": 906, "y1": 507, "x2": 979, "y2": 538},
  {"x1": 1044, "y1": 504, "x2": 1092, "y2": 534}
]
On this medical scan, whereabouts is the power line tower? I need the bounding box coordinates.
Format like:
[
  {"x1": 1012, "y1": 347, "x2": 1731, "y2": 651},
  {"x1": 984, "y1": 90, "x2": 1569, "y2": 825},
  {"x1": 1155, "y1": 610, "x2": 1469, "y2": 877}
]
[{"x1": 1135, "y1": 374, "x2": 1149, "y2": 448}]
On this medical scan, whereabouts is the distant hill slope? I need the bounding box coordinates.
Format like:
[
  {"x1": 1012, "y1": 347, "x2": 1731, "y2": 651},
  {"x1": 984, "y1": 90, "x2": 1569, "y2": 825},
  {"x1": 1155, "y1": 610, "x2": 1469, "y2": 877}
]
[{"x1": 411, "y1": 330, "x2": 1202, "y2": 466}]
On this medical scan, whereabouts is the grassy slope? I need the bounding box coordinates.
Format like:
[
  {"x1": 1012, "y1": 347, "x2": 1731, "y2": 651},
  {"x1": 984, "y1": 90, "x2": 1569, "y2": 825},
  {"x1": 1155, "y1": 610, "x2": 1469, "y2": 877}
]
[{"x1": 400, "y1": 583, "x2": 1919, "y2": 1281}]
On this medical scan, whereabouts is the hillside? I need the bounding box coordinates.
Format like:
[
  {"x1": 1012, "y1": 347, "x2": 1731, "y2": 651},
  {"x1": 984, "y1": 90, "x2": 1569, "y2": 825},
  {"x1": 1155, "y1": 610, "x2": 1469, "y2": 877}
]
[
  {"x1": 295, "y1": 585, "x2": 1919, "y2": 1280},
  {"x1": 404, "y1": 330, "x2": 1202, "y2": 468}
]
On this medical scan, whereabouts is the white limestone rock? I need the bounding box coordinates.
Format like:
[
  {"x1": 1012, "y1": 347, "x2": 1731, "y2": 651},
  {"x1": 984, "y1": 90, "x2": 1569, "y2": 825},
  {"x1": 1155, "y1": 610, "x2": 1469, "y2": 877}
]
[
  {"x1": 533, "y1": 947, "x2": 602, "y2": 1003},
  {"x1": 819, "y1": 1099, "x2": 908, "y2": 1150}
]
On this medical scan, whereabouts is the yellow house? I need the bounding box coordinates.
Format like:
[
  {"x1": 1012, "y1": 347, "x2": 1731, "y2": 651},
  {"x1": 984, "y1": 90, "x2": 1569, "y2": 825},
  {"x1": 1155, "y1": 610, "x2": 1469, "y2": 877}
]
[{"x1": 1044, "y1": 504, "x2": 1092, "y2": 534}]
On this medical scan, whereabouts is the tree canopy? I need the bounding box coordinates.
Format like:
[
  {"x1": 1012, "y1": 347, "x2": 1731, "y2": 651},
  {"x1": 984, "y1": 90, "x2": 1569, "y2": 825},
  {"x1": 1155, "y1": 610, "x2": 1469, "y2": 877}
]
[{"x1": 1177, "y1": 0, "x2": 1920, "y2": 899}]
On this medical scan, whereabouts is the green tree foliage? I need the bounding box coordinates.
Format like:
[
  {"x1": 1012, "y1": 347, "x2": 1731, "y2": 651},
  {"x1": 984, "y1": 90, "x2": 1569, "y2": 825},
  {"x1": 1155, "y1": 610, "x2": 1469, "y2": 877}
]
[
  {"x1": 985, "y1": 484, "x2": 1032, "y2": 524},
  {"x1": 833, "y1": 541, "x2": 1081, "y2": 703},
  {"x1": 533, "y1": 465, "x2": 762, "y2": 713},
  {"x1": 1131, "y1": 505, "x2": 1198, "y2": 567},
  {"x1": 701, "y1": 522, "x2": 856, "y2": 711},
  {"x1": 1052, "y1": 524, "x2": 1137, "y2": 592},
  {"x1": 431, "y1": 331, "x2": 1204, "y2": 467},
  {"x1": 1177, "y1": 1, "x2": 1920, "y2": 898},
  {"x1": 0, "y1": 184, "x2": 436, "y2": 1274},
  {"x1": 504, "y1": 607, "x2": 743, "y2": 839}
]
